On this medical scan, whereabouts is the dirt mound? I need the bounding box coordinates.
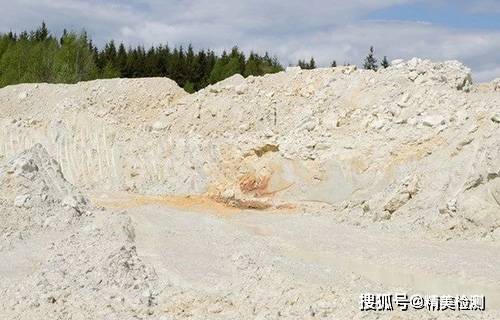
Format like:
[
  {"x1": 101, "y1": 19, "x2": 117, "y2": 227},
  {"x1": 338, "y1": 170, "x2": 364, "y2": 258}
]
[
  {"x1": 0, "y1": 144, "x2": 88, "y2": 248},
  {"x1": 0, "y1": 78, "x2": 187, "y2": 191},
  {"x1": 0, "y1": 145, "x2": 159, "y2": 319},
  {"x1": 163, "y1": 59, "x2": 499, "y2": 240},
  {"x1": 0, "y1": 143, "x2": 87, "y2": 209},
  {"x1": 0, "y1": 60, "x2": 499, "y2": 240}
]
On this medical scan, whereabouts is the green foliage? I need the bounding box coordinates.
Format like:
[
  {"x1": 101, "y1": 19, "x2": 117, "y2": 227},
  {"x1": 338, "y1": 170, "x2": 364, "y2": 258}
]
[
  {"x1": 31, "y1": 22, "x2": 49, "y2": 42},
  {"x1": 0, "y1": 33, "x2": 58, "y2": 86},
  {"x1": 363, "y1": 46, "x2": 378, "y2": 71},
  {"x1": 183, "y1": 81, "x2": 195, "y2": 93},
  {"x1": 297, "y1": 57, "x2": 316, "y2": 70},
  {"x1": 24, "y1": 39, "x2": 58, "y2": 83},
  {"x1": 309, "y1": 57, "x2": 316, "y2": 69},
  {"x1": 100, "y1": 62, "x2": 120, "y2": 79},
  {"x1": 54, "y1": 32, "x2": 97, "y2": 82},
  {"x1": 381, "y1": 56, "x2": 390, "y2": 69},
  {"x1": 0, "y1": 39, "x2": 26, "y2": 86},
  {"x1": 244, "y1": 53, "x2": 262, "y2": 77},
  {"x1": 245, "y1": 52, "x2": 282, "y2": 76},
  {"x1": 207, "y1": 48, "x2": 282, "y2": 84},
  {"x1": 0, "y1": 23, "x2": 288, "y2": 91},
  {"x1": 0, "y1": 25, "x2": 97, "y2": 86},
  {"x1": 208, "y1": 59, "x2": 227, "y2": 84}
]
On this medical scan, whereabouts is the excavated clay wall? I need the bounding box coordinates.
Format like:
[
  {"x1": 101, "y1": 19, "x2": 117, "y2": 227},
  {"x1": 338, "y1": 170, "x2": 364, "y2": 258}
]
[{"x1": 1, "y1": 59, "x2": 499, "y2": 240}]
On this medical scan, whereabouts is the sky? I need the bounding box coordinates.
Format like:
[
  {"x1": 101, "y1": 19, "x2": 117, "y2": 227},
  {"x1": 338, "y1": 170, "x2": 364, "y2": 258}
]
[{"x1": 1, "y1": 0, "x2": 500, "y2": 82}]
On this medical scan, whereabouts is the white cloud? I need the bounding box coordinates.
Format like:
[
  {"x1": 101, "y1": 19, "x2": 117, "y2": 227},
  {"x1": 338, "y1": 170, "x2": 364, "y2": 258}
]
[
  {"x1": 0, "y1": 0, "x2": 499, "y2": 81},
  {"x1": 466, "y1": 0, "x2": 500, "y2": 14}
]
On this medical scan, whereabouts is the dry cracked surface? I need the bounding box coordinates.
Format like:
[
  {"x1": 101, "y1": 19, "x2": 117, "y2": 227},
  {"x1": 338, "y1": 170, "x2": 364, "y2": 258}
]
[{"x1": 0, "y1": 58, "x2": 500, "y2": 319}]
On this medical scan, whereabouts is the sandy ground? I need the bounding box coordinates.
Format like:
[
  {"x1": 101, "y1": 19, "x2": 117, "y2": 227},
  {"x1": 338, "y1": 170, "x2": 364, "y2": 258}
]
[{"x1": 92, "y1": 193, "x2": 500, "y2": 319}]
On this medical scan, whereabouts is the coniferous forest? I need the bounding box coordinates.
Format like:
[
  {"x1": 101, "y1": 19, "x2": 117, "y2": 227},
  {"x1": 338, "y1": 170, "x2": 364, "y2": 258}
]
[
  {"x1": 0, "y1": 23, "x2": 387, "y2": 92},
  {"x1": 0, "y1": 23, "x2": 284, "y2": 92}
]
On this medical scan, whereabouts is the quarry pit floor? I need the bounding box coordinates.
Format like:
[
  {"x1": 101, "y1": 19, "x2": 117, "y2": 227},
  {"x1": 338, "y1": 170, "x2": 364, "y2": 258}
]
[{"x1": 91, "y1": 192, "x2": 500, "y2": 313}]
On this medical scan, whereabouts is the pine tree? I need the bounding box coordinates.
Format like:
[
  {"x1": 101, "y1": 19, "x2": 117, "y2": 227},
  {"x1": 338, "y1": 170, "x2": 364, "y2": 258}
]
[
  {"x1": 0, "y1": 39, "x2": 27, "y2": 86},
  {"x1": 185, "y1": 44, "x2": 196, "y2": 85},
  {"x1": 144, "y1": 47, "x2": 160, "y2": 77},
  {"x1": 244, "y1": 52, "x2": 262, "y2": 77},
  {"x1": 54, "y1": 32, "x2": 98, "y2": 83},
  {"x1": 269, "y1": 56, "x2": 283, "y2": 73},
  {"x1": 229, "y1": 46, "x2": 245, "y2": 74},
  {"x1": 101, "y1": 62, "x2": 120, "y2": 78},
  {"x1": 170, "y1": 46, "x2": 186, "y2": 84},
  {"x1": 209, "y1": 58, "x2": 225, "y2": 84},
  {"x1": 309, "y1": 57, "x2": 316, "y2": 69},
  {"x1": 193, "y1": 49, "x2": 207, "y2": 89},
  {"x1": 381, "y1": 56, "x2": 390, "y2": 69},
  {"x1": 32, "y1": 22, "x2": 49, "y2": 42},
  {"x1": 363, "y1": 46, "x2": 378, "y2": 71},
  {"x1": 298, "y1": 57, "x2": 316, "y2": 70},
  {"x1": 0, "y1": 34, "x2": 12, "y2": 59},
  {"x1": 19, "y1": 31, "x2": 29, "y2": 41},
  {"x1": 223, "y1": 56, "x2": 242, "y2": 78},
  {"x1": 126, "y1": 48, "x2": 140, "y2": 77},
  {"x1": 117, "y1": 43, "x2": 128, "y2": 76},
  {"x1": 183, "y1": 81, "x2": 195, "y2": 93},
  {"x1": 27, "y1": 37, "x2": 58, "y2": 83},
  {"x1": 60, "y1": 29, "x2": 67, "y2": 45},
  {"x1": 204, "y1": 50, "x2": 217, "y2": 85},
  {"x1": 54, "y1": 31, "x2": 98, "y2": 82},
  {"x1": 157, "y1": 45, "x2": 171, "y2": 77},
  {"x1": 102, "y1": 41, "x2": 117, "y2": 69},
  {"x1": 6, "y1": 31, "x2": 16, "y2": 41}
]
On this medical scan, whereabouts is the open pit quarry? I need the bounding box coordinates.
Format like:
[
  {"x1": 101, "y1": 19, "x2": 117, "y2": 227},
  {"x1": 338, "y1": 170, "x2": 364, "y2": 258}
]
[{"x1": 0, "y1": 58, "x2": 499, "y2": 319}]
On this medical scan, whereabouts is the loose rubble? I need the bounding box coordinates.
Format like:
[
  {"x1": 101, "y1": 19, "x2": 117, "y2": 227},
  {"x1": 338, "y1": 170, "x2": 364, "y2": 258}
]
[
  {"x1": 0, "y1": 60, "x2": 498, "y2": 241},
  {"x1": 0, "y1": 59, "x2": 500, "y2": 319},
  {"x1": 0, "y1": 145, "x2": 159, "y2": 319}
]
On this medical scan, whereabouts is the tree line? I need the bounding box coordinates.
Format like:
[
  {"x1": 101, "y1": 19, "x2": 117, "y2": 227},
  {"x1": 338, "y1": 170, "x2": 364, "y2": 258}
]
[
  {"x1": 0, "y1": 23, "x2": 389, "y2": 92},
  {"x1": 0, "y1": 23, "x2": 283, "y2": 92}
]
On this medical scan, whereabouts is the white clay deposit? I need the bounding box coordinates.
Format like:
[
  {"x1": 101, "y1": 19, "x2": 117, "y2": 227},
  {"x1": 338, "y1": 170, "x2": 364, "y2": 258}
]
[{"x1": 0, "y1": 58, "x2": 499, "y2": 319}]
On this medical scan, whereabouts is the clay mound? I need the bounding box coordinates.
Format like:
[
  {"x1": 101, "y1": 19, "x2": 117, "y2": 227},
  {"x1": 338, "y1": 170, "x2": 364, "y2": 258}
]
[
  {"x1": 0, "y1": 144, "x2": 159, "y2": 319},
  {"x1": 0, "y1": 58, "x2": 499, "y2": 240},
  {"x1": 0, "y1": 59, "x2": 500, "y2": 319},
  {"x1": 0, "y1": 144, "x2": 88, "y2": 245},
  {"x1": 0, "y1": 78, "x2": 188, "y2": 192},
  {"x1": 159, "y1": 58, "x2": 499, "y2": 239},
  {"x1": 0, "y1": 143, "x2": 87, "y2": 209},
  {"x1": 0, "y1": 214, "x2": 160, "y2": 320},
  {"x1": 0, "y1": 77, "x2": 187, "y2": 123}
]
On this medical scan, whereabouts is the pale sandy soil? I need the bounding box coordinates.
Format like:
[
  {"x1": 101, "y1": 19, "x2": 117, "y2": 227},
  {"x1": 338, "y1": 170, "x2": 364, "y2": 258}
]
[{"x1": 90, "y1": 193, "x2": 500, "y2": 319}]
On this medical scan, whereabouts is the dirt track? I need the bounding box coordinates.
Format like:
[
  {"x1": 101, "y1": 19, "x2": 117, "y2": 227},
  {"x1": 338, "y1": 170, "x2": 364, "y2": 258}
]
[{"x1": 93, "y1": 193, "x2": 500, "y2": 318}]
